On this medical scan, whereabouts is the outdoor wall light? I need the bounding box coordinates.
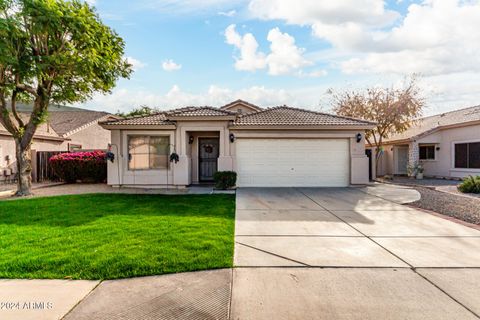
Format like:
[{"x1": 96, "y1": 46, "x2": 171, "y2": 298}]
[
  {"x1": 436, "y1": 147, "x2": 440, "y2": 151},
  {"x1": 188, "y1": 136, "x2": 194, "y2": 144},
  {"x1": 229, "y1": 133, "x2": 235, "y2": 143},
  {"x1": 356, "y1": 133, "x2": 362, "y2": 143}
]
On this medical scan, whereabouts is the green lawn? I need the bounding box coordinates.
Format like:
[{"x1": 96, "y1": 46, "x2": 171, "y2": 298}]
[{"x1": 0, "y1": 193, "x2": 235, "y2": 280}]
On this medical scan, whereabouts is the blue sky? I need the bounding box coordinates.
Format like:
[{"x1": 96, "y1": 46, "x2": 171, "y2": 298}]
[{"x1": 83, "y1": 0, "x2": 480, "y2": 115}]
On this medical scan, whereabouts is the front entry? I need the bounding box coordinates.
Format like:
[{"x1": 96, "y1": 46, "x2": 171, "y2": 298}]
[
  {"x1": 395, "y1": 146, "x2": 409, "y2": 175},
  {"x1": 198, "y1": 138, "x2": 219, "y2": 182}
]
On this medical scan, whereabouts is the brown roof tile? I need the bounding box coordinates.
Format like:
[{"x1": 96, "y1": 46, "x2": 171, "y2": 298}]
[
  {"x1": 384, "y1": 105, "x2": 480, "y2": 143},
  {"x1": 233, "y1": 106, "x2": 375, "y2": 127},
  {"x1": 166, "y1": 106, "x2": 236, "y2": 117},
  {"x1": 100, "y1": 113, "x2": 173, "y2": 126},
  {"x1": 46, "y1": 111, "x2": 110, "y2": 136},
  {"x1": 220, "y1": 99, "x2": 263, "y2": 112}
]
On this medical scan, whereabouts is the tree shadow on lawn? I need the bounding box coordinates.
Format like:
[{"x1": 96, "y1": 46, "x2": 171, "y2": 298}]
[{"x1": 0, "y1": 193, "x2": 236, "y2": 227}]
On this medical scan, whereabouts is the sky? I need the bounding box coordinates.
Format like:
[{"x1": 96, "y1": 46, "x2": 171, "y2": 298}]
[{"x1": 81, "y1": 0, "x2": 480, "y2": 116}]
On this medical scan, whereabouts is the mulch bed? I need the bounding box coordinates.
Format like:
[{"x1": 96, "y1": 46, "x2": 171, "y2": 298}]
[{"x1": 409, "y1": 186, "x2": 480, "y2": 225}]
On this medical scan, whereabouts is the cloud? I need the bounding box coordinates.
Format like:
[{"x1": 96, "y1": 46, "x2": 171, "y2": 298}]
[
  {"x1": 224, "y1": 24, "x2": 312, "y2": 75},
  {"x1": 247, "y1": 0, "x2": 480, "y2": 77},
  {"x1": 297, "y1": 69, "x2": 328, "y2": 78},
  {"x1": 339, "y1": 1, "x2": 480, "y2": 75},
  {"x1": 265, "y1": 27, "x2": 312, "y2": 75},
  {"x1": 83, "y1": 85, "x2": 302, "y2": 113},
  {"x1": 225, "y1": 24, "x2": 267, "y2": 72},
  {"x1": 162, "y1": 59, "x2": 182, "y2": 71},
  {"x1": 126, "y1": 57, "x2": 146, "y2": 71},
  {"x1": 141, "y1": 0, "x2": 244, "y2": 14},
  {"x1": 218, "y1": 9, "x2": 236, "y2": 17},
  {"x1": 248, "y1": 0, "x2": 399, "y2": 26}
]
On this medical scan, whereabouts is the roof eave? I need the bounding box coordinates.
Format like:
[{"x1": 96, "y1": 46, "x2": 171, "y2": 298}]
[
  {"x1": 229, "y1": 124, "x2": 376, "y2": 130},
  {"x1": 100, "y1": 124, "x2": 177, "y2": 130},
  {"x1": 168, "y1": 115, "x2": 237, "y2": 121}
]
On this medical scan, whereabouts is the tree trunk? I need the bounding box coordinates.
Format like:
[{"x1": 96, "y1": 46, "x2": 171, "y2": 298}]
[
  {"x1": 15, "y1": 139, "x2": 33, "y2": 196},
  {"x1": 375, "y1": 147, "x2": 383, "y2": 176}
]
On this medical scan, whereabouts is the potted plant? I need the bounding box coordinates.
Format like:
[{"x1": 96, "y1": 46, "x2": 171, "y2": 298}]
[
  {"x1": 407, "y1": 162, "x2": 424, "y2": 179},
  {"x1": 415, "y1": 163, "x2": 424, "y2": 180}
]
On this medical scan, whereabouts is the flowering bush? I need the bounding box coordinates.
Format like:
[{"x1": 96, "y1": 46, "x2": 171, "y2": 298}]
[{"x1": 49, "y1": 151, "x2": 107, "y2": 183}]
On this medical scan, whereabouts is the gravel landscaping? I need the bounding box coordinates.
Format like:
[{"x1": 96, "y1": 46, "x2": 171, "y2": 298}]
[{"x1": 409, "y1": 187, "x2": 480, "y2": 225}]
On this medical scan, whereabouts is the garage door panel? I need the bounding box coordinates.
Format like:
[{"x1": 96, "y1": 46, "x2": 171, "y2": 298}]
[{"x1": 236, "y1": 139, "x2": 350, "y2": 187}]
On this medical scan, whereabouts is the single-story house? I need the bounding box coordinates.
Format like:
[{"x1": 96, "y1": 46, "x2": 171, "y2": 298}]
[
  {"x1": 0, "y1": 104, "x2": 114, "y2": 181},
  {"x1": 100, "y1": 100, "x2": 375, "y2": 188},
  {"x1": 375, "y1": 105, "x2": 480, "y2": 179}
]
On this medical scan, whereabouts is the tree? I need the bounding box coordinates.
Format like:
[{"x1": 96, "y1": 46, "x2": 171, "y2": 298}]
[
  {"x1": 0, "y1": 0, "x2": 132, "y2": 196},
  {"x1": 329, "y1": 76, "x2": 425, "y2": 172},
  {"x1": 116, "y1": 105, "x2": 157, "y2": 117}
]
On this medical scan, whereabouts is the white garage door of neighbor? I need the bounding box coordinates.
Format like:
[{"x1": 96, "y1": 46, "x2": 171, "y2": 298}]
[{"x1": 236, "y1": 138, "x2": 350, "y2": 187}]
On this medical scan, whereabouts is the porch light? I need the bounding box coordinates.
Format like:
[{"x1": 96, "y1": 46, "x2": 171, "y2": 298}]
[
  {"x1": 229, "y1": 133, "x2": 235, "y2": 143},
  {"x1": 436, "y1": 146, "x2": 440, "y2": 151},
  {"x1": 356, "y1": 133, "x2": 362, "y2": 143},
  {"x1": 188, "y1": 136, "x2": 194, "y2": 144}
]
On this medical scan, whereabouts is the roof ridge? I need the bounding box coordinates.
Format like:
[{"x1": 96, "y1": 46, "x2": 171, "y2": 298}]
[
  {"x1": 417, "y1": 104, "x2": 480, "y2": 121},
  {"x1": 238, "y1": 105, "x2": 374, "y2": 124},
  {"x1": 220, "y1": 99, "x2": 263, "y2": 111}
]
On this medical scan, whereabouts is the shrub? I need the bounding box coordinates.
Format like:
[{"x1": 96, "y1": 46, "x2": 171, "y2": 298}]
[
  {"x1": 214, "y1": 171, "x2": 237, "y2": 190},
  {"x1": 458, "y1": 175, "x2": 480, "y2": 194},
  {"x1": 49, "y1": 151, "x2": 107, "y2": 183}
]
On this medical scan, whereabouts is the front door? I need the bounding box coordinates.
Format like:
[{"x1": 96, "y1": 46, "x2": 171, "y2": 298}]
[
  {"x1": 396, "y1": 146, "x2": 409, "y2": 175},
  {"x1": 199, "y1": 138, "x2": 219, "y2": 182}
]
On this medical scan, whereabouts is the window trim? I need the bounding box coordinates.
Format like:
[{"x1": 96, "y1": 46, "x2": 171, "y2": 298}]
[
  {"x1": 418, "y1": 144, "x2": 436, "y2": 161},
  {"x1": 451, "y1": 139, "x2": 480, "y2": 171},
  {"x1": 127, "y1": 134, "x2": 171, "y2": 171}
]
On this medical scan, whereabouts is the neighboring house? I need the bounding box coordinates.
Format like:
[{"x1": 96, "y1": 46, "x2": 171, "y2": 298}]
[
  {"x1": 375, "y1": 105, "x2": 480, "y2": 179},
  {"x1": 0, "y1": 104, "x2": 114, "y2": 181},
  {"x1": 100, "y1": 100, "x2": 375, "y2": 188}
]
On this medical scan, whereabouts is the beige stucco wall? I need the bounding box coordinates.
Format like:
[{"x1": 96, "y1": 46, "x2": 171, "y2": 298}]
[
  {"x1": 417, "y1": 124, "x2": 480, "y2": 178},
  {"x1": 106, "y1": 124, "x2": 371, "y2": 187},
  {"x1": 106, "y1": 120, "x2": 233, "y2": 187},
  {"x1": 230, "y1": 129, "x2": 369, "y2": 185},
  {"x1": 67, "y1": 122, "x2": 111, "y2": 150},
  {"x1": 377, "y1": 123, "x2": 480, "y2": 178},
  {"x1": 0, "y1": 121, "x2": 111, "y2": 182}
]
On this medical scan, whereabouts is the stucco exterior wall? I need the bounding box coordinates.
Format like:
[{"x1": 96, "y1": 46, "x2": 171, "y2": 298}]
[
  {"x1": 106, "y1": 124, "x2": 371, "y2": 187},
  {"x1": 226, "y1": 129, "x2": 369, "y2": 185},
  {"x1": 377, "y1": 123, "x2": 480, "y2": 178},
  {"x1": 67, "y1": 122, "x2": 111, "y2": 150},
  {"x1": 417, "y1": 124, "x2": 480, "y2": 178},
  {"x1": 106, "y1": 121, "x2": 233, "y2": 187},
  {"x1": 0, "y1": 121, "x2": 111, "y2": 182}
]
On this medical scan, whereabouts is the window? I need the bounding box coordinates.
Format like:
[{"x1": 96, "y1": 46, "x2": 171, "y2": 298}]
[
  {"x1": 128, "y1": 136, "x2": 169, "y2": 170},
  {"x1": 68, "y1": 144, "x2": 82, "y2": 152},
  {"x1": 454, "y1": 142, "x2": 480, "y2": 169},
  {"x1": 419, "y1": 145, "x2": 435, "y2": 160}
]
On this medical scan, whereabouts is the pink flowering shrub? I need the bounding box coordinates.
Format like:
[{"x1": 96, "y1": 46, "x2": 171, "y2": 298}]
[{"x1": 49, "y1": 151, "x2": 107, "y2": 183}]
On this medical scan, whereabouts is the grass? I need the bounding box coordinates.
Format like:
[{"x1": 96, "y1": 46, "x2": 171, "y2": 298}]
[{"x1": 0, "y1": 193, "x2": 235, "y2": 280}]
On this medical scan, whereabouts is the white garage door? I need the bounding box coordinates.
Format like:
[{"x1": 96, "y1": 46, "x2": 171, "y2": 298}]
[{"x1": 236, "y1": 139, "x2": 350, "y2": 187}]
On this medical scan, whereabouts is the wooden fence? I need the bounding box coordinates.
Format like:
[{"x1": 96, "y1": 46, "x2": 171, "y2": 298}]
[
  {"x1": 34, "y1": 149, "x2": 107, "y2": 182},
  {"x1": 35, "y1": 151, "x2": 65, "y2": 182}
]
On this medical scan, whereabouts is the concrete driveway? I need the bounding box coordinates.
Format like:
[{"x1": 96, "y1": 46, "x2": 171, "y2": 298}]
[{"x1": 232, "y1": 186, "x2": 480, "y2": 319}]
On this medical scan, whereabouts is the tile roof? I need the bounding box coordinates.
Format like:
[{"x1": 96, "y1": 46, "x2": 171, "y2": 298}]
[
  {"x1": 100, "y1": 113, "x2": 173, "y2": 126},
  {"x1": 233, "y1": 106, "x2": 375, "y2": 127},
  {"x1": 166, "y1": 106, "x2": 236, "y2": 117},
  {"x1": 384, "y1": 105, "x2": 480, "y2": 143},
  {"x1": 46, "y1": 111, "x2": 110, "y2": 136},
  {"x1": 220, "y1": 99, "x2": 263, "y2": 111}
]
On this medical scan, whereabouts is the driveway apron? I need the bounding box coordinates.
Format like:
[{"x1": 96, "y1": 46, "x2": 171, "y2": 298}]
[{"x1": 232, "y1": 186, "x2": 480, "y2": 320}]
